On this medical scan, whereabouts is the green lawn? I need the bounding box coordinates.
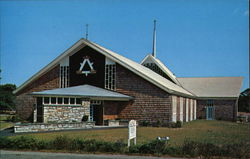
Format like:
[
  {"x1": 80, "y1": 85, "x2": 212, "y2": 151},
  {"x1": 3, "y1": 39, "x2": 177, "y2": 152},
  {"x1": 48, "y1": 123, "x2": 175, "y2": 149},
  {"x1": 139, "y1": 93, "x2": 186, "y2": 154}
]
[
  {"x1": 0, "y1": 122, "x2": 14, "y2": 130},
  {"x1": 13, "y1": 120, "x2": 250, "y2": 146},
  {"x1": 0, "y1": 115, "x2": 14, "y2": 130}
]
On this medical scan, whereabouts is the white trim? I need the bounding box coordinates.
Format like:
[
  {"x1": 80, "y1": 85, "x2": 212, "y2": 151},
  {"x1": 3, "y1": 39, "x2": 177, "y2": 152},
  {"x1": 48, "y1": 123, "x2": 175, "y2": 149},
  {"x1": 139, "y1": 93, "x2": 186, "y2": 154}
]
[
  {"x1": 185, "y1": 98, "x2": 189, "y2": 122},
  {"x1": 180, "y1": 97, "x2": 183, "y2": 122},
  {"x1": 172, "y1": 96, "x2": 177, "y2": 122},
  {"x1": 194, "y1": 100, "x2": 197, "y2": 120},
  {"x1": 190, "y1": 99, "x2": 193, "y2": 121}
]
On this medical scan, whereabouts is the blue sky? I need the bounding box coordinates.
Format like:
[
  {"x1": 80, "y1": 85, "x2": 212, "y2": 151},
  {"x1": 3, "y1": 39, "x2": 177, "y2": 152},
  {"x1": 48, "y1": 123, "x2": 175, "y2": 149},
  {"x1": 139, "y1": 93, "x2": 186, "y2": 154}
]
[{"x1": 0, "y1": 0, "x2": 249, "y2": 91}]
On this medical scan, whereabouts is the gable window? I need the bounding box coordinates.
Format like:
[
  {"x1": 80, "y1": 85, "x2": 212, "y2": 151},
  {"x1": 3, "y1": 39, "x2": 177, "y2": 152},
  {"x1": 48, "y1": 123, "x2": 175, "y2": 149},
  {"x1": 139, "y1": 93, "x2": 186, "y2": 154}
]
[
  {"x1": 60, "y1": 66, "x2": 69, "y2": 88},
  {"x1": 105, "y1": 64, "x2": 116, "y2": 90}
]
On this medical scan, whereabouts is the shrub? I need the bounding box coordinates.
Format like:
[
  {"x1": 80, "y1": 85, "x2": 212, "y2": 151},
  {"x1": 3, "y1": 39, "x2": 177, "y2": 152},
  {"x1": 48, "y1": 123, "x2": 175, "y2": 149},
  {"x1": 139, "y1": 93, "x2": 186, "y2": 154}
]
[
  {"x1": 10, "y1": 136, "x2": 38, "y2": 150},
  {"x1": 6, "y1": 115, "x2": 22, "y2": 122},
  {"x1": 52, "y1": 135, "x2": 72, "y2": 150},
  {"x1": 82, "y1": 115, "x2": 89, "y2": 122},
  {"x1": 152, "y1": 120, "x2": 161, "y2": 127},
  {"x1": 175, "y1": 121, "x2": 182, "y2": 128},
  {"x1": 182, "y1": 140, "x2": 200, "y2": 157},
  {"x1": 140, "y1": 120, "x2": 150, "y2": 127},
  {"x1": 0, "y1": 136, "x2": 10, "y2": 149},
  {"x1": 162, "y1": 121, "x2": 176, "y2": 128},
  {"x1": 128, "y1": 144, "x2": 141, "y2": 153},
  {"x1": 139, "y1": 139, "x2": 166, "y2": 154}
]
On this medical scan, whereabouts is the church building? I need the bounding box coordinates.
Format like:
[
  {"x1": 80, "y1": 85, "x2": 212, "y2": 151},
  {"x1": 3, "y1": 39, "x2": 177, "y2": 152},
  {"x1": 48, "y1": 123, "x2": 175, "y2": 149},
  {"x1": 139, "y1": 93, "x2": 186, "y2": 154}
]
[{"x1": 14, "y1": 25, "x2": 242, "y2": 125}]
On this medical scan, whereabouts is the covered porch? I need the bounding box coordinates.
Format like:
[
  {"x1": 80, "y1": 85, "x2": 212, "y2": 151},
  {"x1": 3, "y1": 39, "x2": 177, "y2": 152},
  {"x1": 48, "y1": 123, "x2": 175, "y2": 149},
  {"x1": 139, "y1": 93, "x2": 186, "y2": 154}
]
[{"x1": 31, "y1": 84, "x2": 133, "y2": 125}]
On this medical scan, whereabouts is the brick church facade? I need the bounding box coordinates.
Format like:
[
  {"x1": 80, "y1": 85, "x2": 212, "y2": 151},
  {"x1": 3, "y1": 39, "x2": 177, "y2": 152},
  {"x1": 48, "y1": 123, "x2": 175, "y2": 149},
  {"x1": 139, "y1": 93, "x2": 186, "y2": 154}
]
[{"x1": 14, "y1": 39, "x2": 242, "y2": 125}]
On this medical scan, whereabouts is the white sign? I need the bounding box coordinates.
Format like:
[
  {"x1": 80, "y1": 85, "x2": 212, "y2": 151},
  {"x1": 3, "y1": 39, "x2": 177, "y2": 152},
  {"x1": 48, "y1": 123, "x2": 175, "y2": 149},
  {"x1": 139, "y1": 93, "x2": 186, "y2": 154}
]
[{"x1": 128, "y1": 120, "x2": 137, "y2": 147}]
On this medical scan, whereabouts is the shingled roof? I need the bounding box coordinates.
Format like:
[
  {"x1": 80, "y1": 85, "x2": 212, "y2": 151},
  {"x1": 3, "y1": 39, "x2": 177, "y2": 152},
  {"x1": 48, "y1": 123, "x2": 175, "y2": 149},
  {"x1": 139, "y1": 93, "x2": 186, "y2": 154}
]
[
  {"x1": 177, "y1": 77, "x2": 243, "y2": 98},
  {"x1": 14, "y1": 38, "x2": 194, "y2": 97}
]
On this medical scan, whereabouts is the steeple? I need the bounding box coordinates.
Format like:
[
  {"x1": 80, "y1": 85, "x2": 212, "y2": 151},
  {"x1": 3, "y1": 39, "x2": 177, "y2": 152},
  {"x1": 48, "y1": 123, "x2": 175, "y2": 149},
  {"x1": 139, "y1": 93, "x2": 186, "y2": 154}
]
[{"x1": 152, "y1": 20, "x2": 156, "y2": 57}]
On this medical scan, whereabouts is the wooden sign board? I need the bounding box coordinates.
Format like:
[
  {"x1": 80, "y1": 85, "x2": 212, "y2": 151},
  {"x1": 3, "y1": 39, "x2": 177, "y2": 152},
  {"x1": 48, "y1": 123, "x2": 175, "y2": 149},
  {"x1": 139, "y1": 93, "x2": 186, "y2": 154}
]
[{"x1": 128, "y1": 120, "x2": 137, "y2": 147}]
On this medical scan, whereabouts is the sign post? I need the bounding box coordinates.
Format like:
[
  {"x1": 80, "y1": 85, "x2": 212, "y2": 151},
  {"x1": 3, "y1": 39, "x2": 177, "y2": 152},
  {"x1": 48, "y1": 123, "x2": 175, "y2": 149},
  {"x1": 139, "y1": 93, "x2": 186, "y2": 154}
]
[{"x1": 128, "y1": 120, "x2": 137, "y2": 147}]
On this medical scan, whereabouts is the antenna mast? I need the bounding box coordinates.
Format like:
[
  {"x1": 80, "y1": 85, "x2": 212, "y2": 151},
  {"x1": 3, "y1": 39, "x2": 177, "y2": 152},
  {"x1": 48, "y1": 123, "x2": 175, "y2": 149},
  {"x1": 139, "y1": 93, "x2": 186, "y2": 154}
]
[
  {"x1": 152, "y1": 20, "x2": 157, "y2": 57},
  {"x1": 86, "y1": 24, "x2": 89, "y2": 40}
]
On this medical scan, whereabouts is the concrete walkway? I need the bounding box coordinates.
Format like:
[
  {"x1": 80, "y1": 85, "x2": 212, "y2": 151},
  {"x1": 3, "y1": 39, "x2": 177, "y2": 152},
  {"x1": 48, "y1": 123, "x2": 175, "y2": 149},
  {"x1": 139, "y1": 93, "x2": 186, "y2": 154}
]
[{"x1": 0, "y1": 150, "x2": 185, "y2": 159}]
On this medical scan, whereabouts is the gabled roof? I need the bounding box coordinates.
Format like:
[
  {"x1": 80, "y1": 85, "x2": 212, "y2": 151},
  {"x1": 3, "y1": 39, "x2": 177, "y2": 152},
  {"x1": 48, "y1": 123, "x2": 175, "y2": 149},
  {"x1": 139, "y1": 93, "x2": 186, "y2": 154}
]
[
  {"x1": 141, "y1": 54, "x2": 181, "y2": 86},
  {"x1": 14, "y1": 38, "x2": 194, "y2": 97},
  {"x1": 31, "y1": 84, "x2": 132, "y2": 101},
  {"x1": 177, "y1": 77, "x2": 243, "y2": 98}
]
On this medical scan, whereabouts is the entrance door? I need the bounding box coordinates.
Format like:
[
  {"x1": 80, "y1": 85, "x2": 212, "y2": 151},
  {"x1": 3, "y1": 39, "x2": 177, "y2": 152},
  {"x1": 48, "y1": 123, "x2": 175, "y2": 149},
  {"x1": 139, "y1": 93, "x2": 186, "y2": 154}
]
[
  {"x1": 90, "y1": 104, "x2": 103, "y2": 125},
  {"x1": 206, "y1": 106, "x2": 214, "y2": 120},
  {"x1": 36, "y1": 97, "x2": 43, "y2": 123}
]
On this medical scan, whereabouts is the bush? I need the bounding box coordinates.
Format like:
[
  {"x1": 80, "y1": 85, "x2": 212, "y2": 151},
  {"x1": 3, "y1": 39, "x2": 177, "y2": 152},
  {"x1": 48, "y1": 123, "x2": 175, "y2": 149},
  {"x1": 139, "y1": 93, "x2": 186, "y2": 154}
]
[
  {"x1": 140, "y1": 120, "x2": 150, "y2": 127},
  {"x1": 0, "y1": 137, "x2": 10, "y2": 149},
  {"x1": 82, "y1": 115, "x2": 89, "y2": 122},
  {"x1": 162, "y1": 121, "x2": 177, "y2": 128},
  {"x1": 139, "y1": 139, "x2": 166, "y2": 154},
  {"x1": 152, "y1": 120, "x2": 161, "y2": 127},
  {"x1": 52, "y1": 135, "x2": 72, "y2": 150},
  {"x1": 10, "y1": 136, "x2": 38, "y2": 150},
  {"x1": 175, "y1": 121, "x2": 182, "y2": 128},
  {"x1": 6, "y1": 115, "x2": 22, "y2": 122},
  {"x1": 1, "y1": 135, "x2": 249, "y2": 158}
]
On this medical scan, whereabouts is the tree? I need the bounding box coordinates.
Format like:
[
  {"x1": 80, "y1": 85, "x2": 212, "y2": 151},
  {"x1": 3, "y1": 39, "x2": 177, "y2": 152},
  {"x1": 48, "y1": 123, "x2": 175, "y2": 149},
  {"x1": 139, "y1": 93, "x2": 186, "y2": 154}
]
[
  {"x1": 238, "y1": 88, "x2": 250, "y2": 112},
  {"x1": 0, "y1": 84, "x2": 16, "y2": 111}
]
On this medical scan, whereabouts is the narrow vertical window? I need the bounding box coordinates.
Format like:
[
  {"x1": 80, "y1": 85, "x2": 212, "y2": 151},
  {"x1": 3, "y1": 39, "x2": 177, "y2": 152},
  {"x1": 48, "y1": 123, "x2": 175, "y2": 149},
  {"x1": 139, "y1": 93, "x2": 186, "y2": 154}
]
[
  {"x1": 60, "y1": 66, "x2": 69, "y2": 88},
  {"x1": 105, "y1": 64, "x2": 116, "y2": 90}
]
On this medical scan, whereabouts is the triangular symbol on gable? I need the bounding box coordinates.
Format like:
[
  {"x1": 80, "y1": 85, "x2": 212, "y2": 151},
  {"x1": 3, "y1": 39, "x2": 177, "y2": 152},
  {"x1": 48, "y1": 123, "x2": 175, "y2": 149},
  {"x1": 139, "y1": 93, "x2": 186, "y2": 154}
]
[{"x1": 76, "y1": 56, "x2": 96, "y2": 76}]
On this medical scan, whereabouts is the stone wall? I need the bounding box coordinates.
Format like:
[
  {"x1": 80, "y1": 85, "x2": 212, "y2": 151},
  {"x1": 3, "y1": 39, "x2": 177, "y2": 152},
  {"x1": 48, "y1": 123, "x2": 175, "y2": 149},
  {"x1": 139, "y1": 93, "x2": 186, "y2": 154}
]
[
  {"x1": 43, "y1": 105, "x2": 88, "y2": 123},
  {"x1": 14, "y1": 122, "x2": 95, "y2": 133},
  {"x1": 197, "y1": 99, "x2": 237, "y2": 121},
  {"x1": 116, "y1": 64, "x2": 172, "y2": 122},
  {"x1": 16, "y1": 65, "x2": 60, "y2": 120}
]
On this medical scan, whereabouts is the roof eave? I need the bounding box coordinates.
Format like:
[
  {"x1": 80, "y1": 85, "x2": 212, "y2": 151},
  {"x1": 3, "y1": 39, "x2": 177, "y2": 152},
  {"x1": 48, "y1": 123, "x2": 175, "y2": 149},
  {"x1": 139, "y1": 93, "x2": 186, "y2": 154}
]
[{"x1": 31, "y1": 94, "x2": 133, "y2": 101}]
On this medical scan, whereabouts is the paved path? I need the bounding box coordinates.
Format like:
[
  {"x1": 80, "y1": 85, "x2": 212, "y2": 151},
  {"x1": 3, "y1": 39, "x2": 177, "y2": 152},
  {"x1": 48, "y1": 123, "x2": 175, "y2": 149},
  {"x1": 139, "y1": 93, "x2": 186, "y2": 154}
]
[{"x1": 0, "y1": 150, "x2": 184, "y2": 159}]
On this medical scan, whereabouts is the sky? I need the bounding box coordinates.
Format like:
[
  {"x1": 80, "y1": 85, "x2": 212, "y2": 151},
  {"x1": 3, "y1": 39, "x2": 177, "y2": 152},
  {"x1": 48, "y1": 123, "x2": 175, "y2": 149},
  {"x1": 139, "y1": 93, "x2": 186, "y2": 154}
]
[{"x1": 0, "y1": 0, "x2": 249, "y2": 91}]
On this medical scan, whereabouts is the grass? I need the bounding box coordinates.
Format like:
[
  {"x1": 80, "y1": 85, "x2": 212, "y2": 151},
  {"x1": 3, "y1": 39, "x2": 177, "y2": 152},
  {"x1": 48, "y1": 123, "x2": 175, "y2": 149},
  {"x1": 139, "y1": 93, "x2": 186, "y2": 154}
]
[
  {"x1": 0, "y1": 114, "x2": 14, "y2": 130},
  {"x1": 0, "y1": 122, "x2": 14, "y2": 130},
  {"x1": 11, "y1": 120, "x2": 250, "y2": 146}
]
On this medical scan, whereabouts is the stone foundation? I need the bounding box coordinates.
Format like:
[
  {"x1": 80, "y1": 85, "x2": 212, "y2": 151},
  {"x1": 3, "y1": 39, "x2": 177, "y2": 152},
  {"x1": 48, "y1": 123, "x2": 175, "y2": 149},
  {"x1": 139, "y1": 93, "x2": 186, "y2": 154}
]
[{"x1": 14, "y1": 122, "x2": 95, "y2": 133}]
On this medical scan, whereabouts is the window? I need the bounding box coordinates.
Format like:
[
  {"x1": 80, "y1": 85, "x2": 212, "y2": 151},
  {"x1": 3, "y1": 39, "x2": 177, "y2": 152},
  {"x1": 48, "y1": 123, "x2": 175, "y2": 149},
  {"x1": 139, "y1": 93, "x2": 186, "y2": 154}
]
[
  {"x1": 207, "y1": 100, "x2": 214, "y2": 106},
  {"x1": 63, "y1": 98, "x2": 69, "y2": 104},
  {"x1": 51, "y1": 97, "x2": 56, "y2": 104},
  {"x1": 42, "y1": 97, "x2": 81, "y2": 105},
  {"x1": 105, "y1": 64, "x2": 116, "y2": 90},
  {"x1": 76, "y1": 98, "x2": 81, "y2": 105},
  {"x1": 58, "y1": 98, "x2": 63, "y2": 104},
  {"x1": 60, "y1": 66, "x2": 69, "y2": 88},
  {"x1": 143, "y1": 63, "x2": 175, "y2": 83},
  {"x1": 44, "y1": 97, "x2": 50, "y2": 104},
  {"x1": 70, "y1": 98, "x2": 75, "y2": 104}
]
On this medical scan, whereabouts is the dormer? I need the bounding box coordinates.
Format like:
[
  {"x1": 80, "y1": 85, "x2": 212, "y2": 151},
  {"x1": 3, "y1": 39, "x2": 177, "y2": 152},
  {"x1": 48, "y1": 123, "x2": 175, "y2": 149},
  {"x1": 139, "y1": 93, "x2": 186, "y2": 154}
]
[{"x1": 141, "y1": 54, "x2": 181, "y2": 86}]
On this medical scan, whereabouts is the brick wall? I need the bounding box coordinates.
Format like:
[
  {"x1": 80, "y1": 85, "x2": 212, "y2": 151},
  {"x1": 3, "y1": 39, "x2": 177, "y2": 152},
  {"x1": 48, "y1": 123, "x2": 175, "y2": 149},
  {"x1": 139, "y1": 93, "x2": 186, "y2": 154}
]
[
  {"x1": 16, "y1": 65, "x2": 60, "y2": 120},
  {"x1": 197, "y1": 99, "x2": 237, "y2": 121},
  {"x1": 115, "y1": 64, "x2": 172, "y2": 122},
  {"x1": 103, "y1": 101, "x2": 129, "y2": 120}
]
